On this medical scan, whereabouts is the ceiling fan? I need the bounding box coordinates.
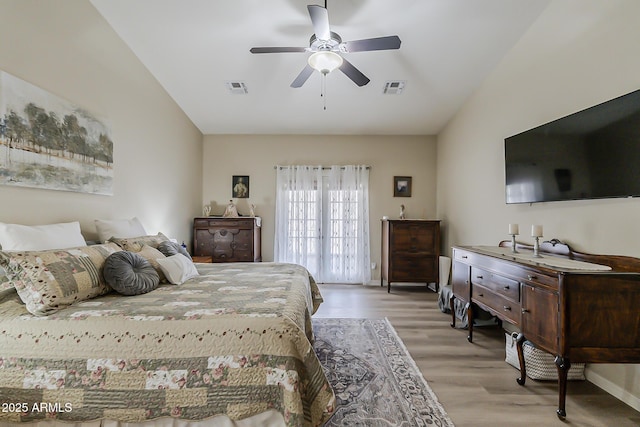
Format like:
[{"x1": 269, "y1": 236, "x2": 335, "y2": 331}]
[{"x1": 250, "y1": 3, "x2": 401, "y2": 88}]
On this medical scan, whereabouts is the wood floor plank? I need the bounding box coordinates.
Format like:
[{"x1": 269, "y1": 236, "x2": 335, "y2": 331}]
[{"x1": 314, "y1": 283, "x2": 640, "y2": 427}]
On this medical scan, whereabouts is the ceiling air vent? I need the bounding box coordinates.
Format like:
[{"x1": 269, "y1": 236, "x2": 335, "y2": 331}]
[
  {"x1": 383, "y1": 81, "x2": 405, "y2": 95},
  {"x1": 226, "y1": 81, "x2": 248, "y2": 94}
]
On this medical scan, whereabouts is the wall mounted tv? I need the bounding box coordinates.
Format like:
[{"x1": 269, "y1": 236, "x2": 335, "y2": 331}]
[{"x1": 505, "y1": 89, "x2": 640, "y2": 204}]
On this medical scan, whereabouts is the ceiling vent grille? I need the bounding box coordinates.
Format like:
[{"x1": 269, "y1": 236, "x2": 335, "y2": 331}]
[
  {"x1": 383, "y1": 81, "x2": 405, "y2": 95},
  {"x1": 226, "y1": 81, "x2": 248, "y2": 94}
]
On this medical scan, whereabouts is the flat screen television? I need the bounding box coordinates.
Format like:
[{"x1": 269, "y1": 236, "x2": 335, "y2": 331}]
[{"x1": 505, "y1": 89, "x2": 640, "y2": 204}]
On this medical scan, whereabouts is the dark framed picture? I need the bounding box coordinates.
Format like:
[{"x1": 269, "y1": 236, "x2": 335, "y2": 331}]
[
  {"x1": 394, "y1": 176, "x2": 412, "y2": 197},
  {"x1": 232, "y1": 175, "x2": 249, "y2": 198}
]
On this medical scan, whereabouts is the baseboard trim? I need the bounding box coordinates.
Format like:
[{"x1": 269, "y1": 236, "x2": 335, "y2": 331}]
[{"x1": 586, "y1": 369, "x2": 640, "y2": 412}]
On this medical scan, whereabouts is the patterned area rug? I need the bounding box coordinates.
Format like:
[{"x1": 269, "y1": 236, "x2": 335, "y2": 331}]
[{"x1": 313, "y1": 318, "x2": 455, "y2": 427}]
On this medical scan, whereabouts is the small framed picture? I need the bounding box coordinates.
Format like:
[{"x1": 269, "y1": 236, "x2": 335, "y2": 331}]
[
  {"x1": 232, "y1": 175, "x2": 249, "y2": 198},
  {"x1": 394, "y1": 176, "x2": 412, "y2": 197}
]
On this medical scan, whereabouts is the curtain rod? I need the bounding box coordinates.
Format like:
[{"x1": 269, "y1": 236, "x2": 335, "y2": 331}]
[{"x1": 274, "y1": 165, "x2": 370, "y2": 170}]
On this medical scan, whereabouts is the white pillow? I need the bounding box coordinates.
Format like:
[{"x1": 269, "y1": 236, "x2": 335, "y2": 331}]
[
  {"x1": 95, "y1": 217, "x2": 146, "y2": 243},
  {"x1": 0, "y1": 221, "x2": 86, "y2": 251},
  {"x1": 155, "y1": 254, "x2": 199, "y2": 285}
]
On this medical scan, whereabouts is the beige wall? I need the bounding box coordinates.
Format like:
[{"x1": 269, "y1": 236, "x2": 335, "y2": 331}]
[
  {"x1": 0, "y1": 0, "x2": 202, "y2": 243},
  {"x1": 436, "y1": 0, "x2": 640, "y2": 411},
  {"x1": 202, "y1": 134, "x2": 437, "y2": 276}
]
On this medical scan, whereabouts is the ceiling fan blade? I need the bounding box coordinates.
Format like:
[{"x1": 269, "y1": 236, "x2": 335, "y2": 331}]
[
  {"x1": 291, "y1": 64, "x2": 315, "y2": 88},
  {"x1": 342, "y1": 35, "x2": 401, "y2": 52},
  {"x1": 307, "y1": 5, "x2": 331, "y2": 41},
  {"x1": 339, "y1": 58, "x2": 370, "y2": 87},
  {"x1": 250, "y1": 47, "x2": 307, "y2": 54}
]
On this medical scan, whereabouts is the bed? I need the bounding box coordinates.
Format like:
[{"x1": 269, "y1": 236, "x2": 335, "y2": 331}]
[{"x1": 0, "y1": 260, "x2": 335, "y2": 427}]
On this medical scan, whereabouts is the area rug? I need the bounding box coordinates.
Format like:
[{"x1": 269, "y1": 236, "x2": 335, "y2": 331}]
[{"x1": 312, "y1": 318, "x2": 455, "y2": 427}]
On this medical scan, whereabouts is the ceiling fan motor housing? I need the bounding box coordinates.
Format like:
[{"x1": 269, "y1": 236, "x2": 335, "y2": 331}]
[{"x1": 309, "y1": 32, "x2": 342, "y2": 51}]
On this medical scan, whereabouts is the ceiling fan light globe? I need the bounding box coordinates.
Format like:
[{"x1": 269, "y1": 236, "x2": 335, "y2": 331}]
[{"x1": 308, "y1": 51, "x2": 343, "y2": 74}]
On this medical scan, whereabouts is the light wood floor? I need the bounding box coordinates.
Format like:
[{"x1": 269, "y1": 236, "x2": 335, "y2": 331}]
[{"x1": 314, "y1": 283, "x2": 640, "y2": 427}]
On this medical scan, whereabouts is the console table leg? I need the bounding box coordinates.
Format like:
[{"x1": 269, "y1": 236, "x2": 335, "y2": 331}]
[
  {"x1": 515, "y1": 333, "x2": 527, "y2": 386},
  {"x1": 466, "y1": 302, "x2": 473, "y2": 342},
  {"x1": 450, "y1": 296, "x2": 456, "y2": 328},
  {"x1": 555, "y1": 356, "x2": 570, "y2": 419}
]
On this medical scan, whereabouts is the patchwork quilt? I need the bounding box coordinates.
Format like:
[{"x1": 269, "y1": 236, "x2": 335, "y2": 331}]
[{"x1": 0, "y1": 262, "x2": 335, "y2": 426}]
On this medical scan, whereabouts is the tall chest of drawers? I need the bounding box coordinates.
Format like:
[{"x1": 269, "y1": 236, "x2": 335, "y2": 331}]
[
  {"x1": 380, "y1": 219, "x2": 440, "y2": 293},
  {"x1": 193, "y1": 217, "x2": 261, "y2": 263}
]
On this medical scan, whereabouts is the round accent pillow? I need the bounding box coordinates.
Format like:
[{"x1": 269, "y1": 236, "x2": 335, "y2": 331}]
[
  {"x1": 103, "y1": 251, "x2": 160, "y2": 296},
  {"x1": 157, "y1": 240, "x2": 192, "y2": 261}
]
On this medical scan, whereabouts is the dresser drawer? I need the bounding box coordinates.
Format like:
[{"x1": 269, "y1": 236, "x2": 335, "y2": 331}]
[
  {"x1": 389, "y1": 255, "x2": 437, "y2": 281},
  {"x1": 473, "y1": 284, "x2": 521, "y2": 324},
  {"x1": 390, "y1": 223, "x2": 438, "y2": 253},
  {"x1": 453, "y1": 249, "x2": 479, "y2": 265},
  {"x1": 208, "y1": 218, "x2": 254, "y2": 229},
  {"x1": 471, "y1": 267, "x2": 520, "y2": 303}
]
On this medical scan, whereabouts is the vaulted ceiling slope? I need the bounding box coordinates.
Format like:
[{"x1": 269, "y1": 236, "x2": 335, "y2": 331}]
[{"x1": 91, "y1": 0, "x2": 550, "y2": 135}]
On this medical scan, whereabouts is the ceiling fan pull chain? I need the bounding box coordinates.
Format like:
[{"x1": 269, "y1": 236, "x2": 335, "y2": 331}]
[{"x1": 322, "y1": 72, "x2": 327, "y2": 110}]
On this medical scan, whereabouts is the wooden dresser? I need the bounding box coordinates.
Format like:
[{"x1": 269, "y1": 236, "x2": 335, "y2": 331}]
[
  {"x1": 451, "y1": 240, "x2": 640, "y2": 419},
  {"x1": 193, "y1": 217, "x2": 261, "y2": 263},
  {"x1": 380, "y1": 219, "x2": 440, "y2": 293}
]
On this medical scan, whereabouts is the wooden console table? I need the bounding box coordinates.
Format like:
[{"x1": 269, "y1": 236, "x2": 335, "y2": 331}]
[{"x1": 451, "y1": 240, "x2": 640, "y2": 419}]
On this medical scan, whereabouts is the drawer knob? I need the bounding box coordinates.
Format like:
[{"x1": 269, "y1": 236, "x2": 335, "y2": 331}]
[
  {"x1": 476, "y1": 275, "x2": 483, "y2": 279},
  {"x1": 521, "y1": 308, "x2": 530, "y2": 314},
  {"x1": 503, "y1": 306, "x2": 511, "y2": 311},
  {"x1": 527, "y1": 275, "x2": 537, "y2": 281},
  {"x1": 462, "y1": 255, "x2": 468, "y2": 259},
  {"x1": 504, "y1": 285, "x2": 510, "y2": 290},
  {"x1": 478, "y1": 293, "x2": 484, "y2": 297}
]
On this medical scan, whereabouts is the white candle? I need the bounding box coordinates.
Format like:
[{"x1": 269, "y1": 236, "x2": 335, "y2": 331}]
[
  {"x1": 508, "y1": 224, "x2": 519, "y2": 235},
  {"x1": 531, "y1": 225, "x2": 543, "y2": 237}
]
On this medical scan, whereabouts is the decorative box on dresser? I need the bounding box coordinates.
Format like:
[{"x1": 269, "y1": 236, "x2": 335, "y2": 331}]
[
  {"x1": 193, "y1": 217, "x2": 261, "y2": 263},
  {"x1": 450, "y1": 239, "x2": 640, "y2": 419},
  {"x1": 380, "y1": 219, "x2": 440, "y2": 293}
]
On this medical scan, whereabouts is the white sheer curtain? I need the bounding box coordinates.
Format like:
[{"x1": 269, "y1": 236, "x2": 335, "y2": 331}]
[
  {"x1": 274, "y1": 165, "x2": 323, "y2": 280},
  {"x1": 274, "y1": 165, "x2": 371, "y2": 284}
]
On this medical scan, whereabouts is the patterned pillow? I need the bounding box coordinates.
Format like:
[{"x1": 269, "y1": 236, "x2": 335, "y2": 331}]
[
  {"x1": 109, "y1": 232, "x2": 170, "y2": 252},
  {"x1": 0, "y1": 243, "x2": 122, "y2": 316},
  {"x1": 0, "y1": 265, "x2": 11, "y2": 292},
  {"x1": 157, "y1": 240, "x2": 192, "y2": 261}
]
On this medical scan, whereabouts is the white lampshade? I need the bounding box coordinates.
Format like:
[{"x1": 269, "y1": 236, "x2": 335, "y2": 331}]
[{"x1": 308, "y1": 51, "x2": 343, "y2": 74}]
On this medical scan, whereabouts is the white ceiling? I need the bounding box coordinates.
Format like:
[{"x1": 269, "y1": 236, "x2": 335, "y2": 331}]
[{"x1": 90, "y1": 0, "x2": 550, "y2": 135}]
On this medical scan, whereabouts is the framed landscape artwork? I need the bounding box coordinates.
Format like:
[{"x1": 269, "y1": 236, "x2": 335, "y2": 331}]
[
  {"x1": 394, "y1": 176, "x2": 412, "y2": 197},
  {"x1": 0, "y1": 70, "x2": 114, "y2": 195}
]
